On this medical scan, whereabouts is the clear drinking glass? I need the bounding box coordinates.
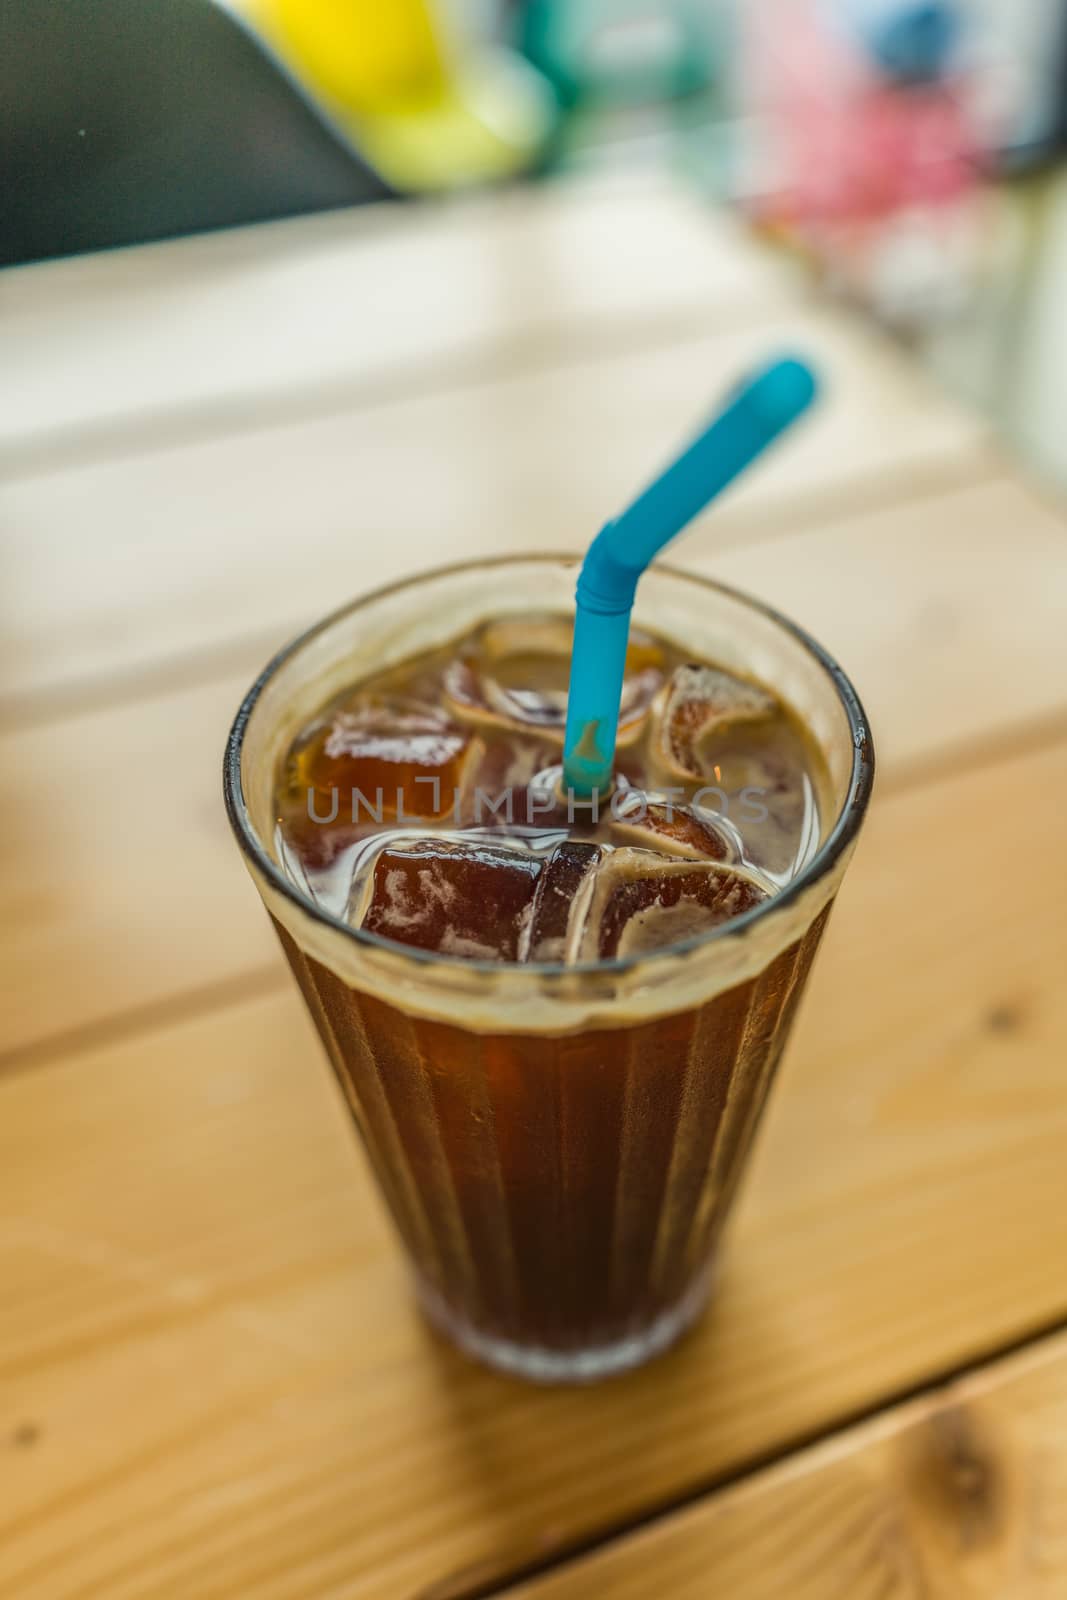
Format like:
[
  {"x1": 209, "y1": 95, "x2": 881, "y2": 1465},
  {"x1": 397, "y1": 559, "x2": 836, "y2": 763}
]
[{"x1": 224, "y1": 556, "x2": 873, "y2": 1381}]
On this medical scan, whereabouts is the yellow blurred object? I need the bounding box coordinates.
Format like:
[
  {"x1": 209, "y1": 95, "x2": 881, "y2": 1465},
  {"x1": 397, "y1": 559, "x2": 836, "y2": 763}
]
[
  {"x1": 271, "y1": 0, "x2": 447, "y2": 111},
  {"x1": 252, "y1": 0, "x2": 555, "y2": 192}
]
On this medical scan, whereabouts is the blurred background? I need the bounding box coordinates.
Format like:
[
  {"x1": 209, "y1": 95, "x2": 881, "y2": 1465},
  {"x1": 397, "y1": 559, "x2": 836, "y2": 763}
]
[{"x1": 5, "y1": 0, "x2": 1067, "y2": 483}]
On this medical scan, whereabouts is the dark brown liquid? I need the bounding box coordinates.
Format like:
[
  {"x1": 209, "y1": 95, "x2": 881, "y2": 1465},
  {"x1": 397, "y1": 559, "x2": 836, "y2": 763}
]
[
  {"x1": 276, "y1": 910, "x2": 830, "y2": 1360},
  {"x1": 270, "y1": 618, "x2": 833, "y2": 1369}
]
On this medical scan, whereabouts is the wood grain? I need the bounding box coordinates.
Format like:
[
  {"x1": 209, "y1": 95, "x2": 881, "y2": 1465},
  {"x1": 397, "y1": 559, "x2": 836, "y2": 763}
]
[
  {"x1": 504, "y1": 1331, "x2": 1067, "y2": 1600},
  {"x1": 4, "y1": 166, "x2": 1065, "y2": 1600},
  {"x1": 1, "y1": 735, "x2": 1066, "y2": 1598},
  {"x1": 1, "y1": 474, "x2": 1064, "y2": 1061},
  {"x1": 0, "y1": 304, "x2": 989, "y2": 715},
  {"x1": 0, "y1": 664, "x2": 279, "y2": 1062},
  {"x1": 0, "y1": 172, "x2": 795, "y2": 470}
]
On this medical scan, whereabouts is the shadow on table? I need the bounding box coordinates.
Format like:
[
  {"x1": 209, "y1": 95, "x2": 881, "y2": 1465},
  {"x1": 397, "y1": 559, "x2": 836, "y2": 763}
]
[{"x1": 407, "y1": 1258, "x2": 796, "y2": 1600}]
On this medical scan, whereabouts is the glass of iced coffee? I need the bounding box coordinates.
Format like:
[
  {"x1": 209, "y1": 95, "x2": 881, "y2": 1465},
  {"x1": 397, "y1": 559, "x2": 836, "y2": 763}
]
[{"x1": 224, "y1": 555, "x2": 873, "y2": 1381}]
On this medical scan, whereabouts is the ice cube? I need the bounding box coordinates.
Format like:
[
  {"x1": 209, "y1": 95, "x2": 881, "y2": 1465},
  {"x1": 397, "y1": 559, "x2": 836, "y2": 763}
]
[
  {"x1": 458, "y1": 739, "x2": 566, "y2": 830},
  {"x1": 521, "y1": 840, "x2": 601, "y2": 963},
  {"x1": 710, "y1": 741, "x2": 810, "y2": 877},
  {"x1": 356, "y1": 838, "x2": 542, "y2": 961},
  {"x1": 274, "y1": 809, "x2": 362, "y2": 874},
  {"x1": 287, "y1": 697, "x2": 477, "y2": 825},
  {"x1": 444, "y1": 617, "x2": 664, "y2": 744},
  {"x1": 656, "y1": 664, "x2": 775, "y2": 780},
  {"x1": 577, "y1": 849, "x2": 768, "y2": 962},
  {"x1": 609, "y1": 789, "x2": 741, "y2": 863}
]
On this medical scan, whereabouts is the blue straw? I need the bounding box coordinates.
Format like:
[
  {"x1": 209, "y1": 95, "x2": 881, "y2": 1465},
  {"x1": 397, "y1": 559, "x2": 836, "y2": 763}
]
[{"x1": 562, "y1": 356, "x2": 819, "y2": 796}]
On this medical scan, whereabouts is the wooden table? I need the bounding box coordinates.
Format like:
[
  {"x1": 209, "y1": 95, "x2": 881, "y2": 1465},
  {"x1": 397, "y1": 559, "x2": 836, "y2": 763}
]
[{"x1": 2, "y1": 171, "x2": 1066, "y2": 1599}]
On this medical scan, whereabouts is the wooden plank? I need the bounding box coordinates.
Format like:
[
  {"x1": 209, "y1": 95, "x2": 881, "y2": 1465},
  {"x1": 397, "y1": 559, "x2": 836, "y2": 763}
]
[
  {"x1": 0, "y1": 665, "x2": 280, "y2": 1062},
  {"x1": 503, "y1": 1331, "x2": 1067, "y2": 1600},
  {"x1": 704, "y1": 474, "x2": 1067, "y2": 780},
  {"x1": 0, "y1": 306, "x2": 990, "y2": 715},
  {"x1": 2, "y1": 736, "x2": 1067, "y2": 1598},
  {"x1": 1, "y1": 474, "x2": 1064, "y2": 1061},
  {"x1": 0, "y1": 172, "x2": 795, "y2": 467}
]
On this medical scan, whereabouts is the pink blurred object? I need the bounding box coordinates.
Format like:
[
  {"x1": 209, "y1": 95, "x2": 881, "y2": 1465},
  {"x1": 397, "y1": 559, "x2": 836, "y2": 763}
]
[
  {"x1": 748, "y1": 0, "x2": 977, "y2": 225},
  {"x1": 787, "y1": 81, "x2": 975, "y2": 224},
  {"x1": 741, "y1": 0, "x2": 983, "y2": 322}
]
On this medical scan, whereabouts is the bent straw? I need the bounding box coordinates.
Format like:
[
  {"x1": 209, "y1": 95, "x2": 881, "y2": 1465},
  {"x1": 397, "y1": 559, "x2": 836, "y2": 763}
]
[{"x1": 562, "y1": 355, "x2": 819, "y2": 797}]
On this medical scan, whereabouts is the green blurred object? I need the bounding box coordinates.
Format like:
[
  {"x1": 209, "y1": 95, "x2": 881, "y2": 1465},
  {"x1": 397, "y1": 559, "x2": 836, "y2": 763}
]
[
  {"x1": 520, "y1": 0, "x2": 720, "y2": 109},
  {"x1": 251, "y1": 0, "x2": 558, "y2": 192}
]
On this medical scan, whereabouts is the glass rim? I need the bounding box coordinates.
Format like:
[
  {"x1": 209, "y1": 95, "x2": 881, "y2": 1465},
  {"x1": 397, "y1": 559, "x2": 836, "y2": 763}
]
[{"x1": 223, "y1": 553, "x2": 875, "y2": 982}]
